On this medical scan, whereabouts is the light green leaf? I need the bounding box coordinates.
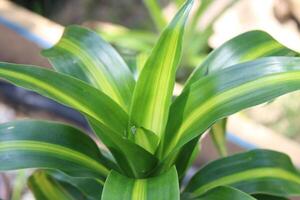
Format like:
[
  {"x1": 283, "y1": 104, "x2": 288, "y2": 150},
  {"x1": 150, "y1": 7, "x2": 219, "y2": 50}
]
[
  {"x1": 128, "y1": 127, "x2": 160, "y2": 154},
  {"x1": 185, "y1": 150, "x2": 300, "y2": 198},
  {"x1": 102, "y1": 167, "x2": 179, "y2": 200},
  {"x1": 0, "y1": 120, "x2": 110, "y2": 180},
  {"x1": 182, "y1": 186, "x2": 256, "y2": 200},
  {"x1": 95, "y1": 22, "x2": 156, "y2": 52},
  {"x1": 130, "y1": 0, "x2": 193, "y2": 139},
  {"x1": 210, "y1": 118, "x2": 227, "y2": 157},
  {"x1": 160, "y1": 57, "x2": 300, "y2": 158},
  {"x1": 186, "y1": 31, "x2": 298, "y2": 87},
  {"x1": 42, "y1": 25, "x2": 135, "y2": 111},
  {"x1": 28, "y1": 170, "x2": 82, "y2": 200}
]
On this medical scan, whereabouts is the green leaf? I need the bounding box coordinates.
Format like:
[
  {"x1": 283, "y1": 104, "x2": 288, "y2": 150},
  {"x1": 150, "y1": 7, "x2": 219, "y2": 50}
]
[
  {"x1": 161, "y1": 57, "x2": 300, "y2": 158},
  {"x1": 143, "y1": 0, "x2": 167, "y2": 31},
  {"x1": 210, "y1": 118, "x2": 227, "y2": 157},
  {"x1": 184, "y1": 149, "x2": 300, "y2": 198},
  {"x1": 185, "y1": 31, "x2": 298, "y2": 87},
  {"x1": 182, "y1": 186, "x2": 256, "y2": 200},
  {"x1": 42, "y1": 25, "x2": 135, "y2": 111},
  {"x1": 95, "y1": 22, "x2": 156, "y2": 53},
  {"x1": 48, "y1": 170, "x2": 103, "y2": 200},
  {"x1": 130, "y1": 0, "x2": 193, "y2": 138},
  {"x1": 89, "y1": 118, "x2": 158, "y2": 178},
  {"x1": 0, "y1": 120, "x2": 110, "y2": 180},
  {"x1": 102, "y1": 167, "x2": 179, "y2": 200},
  {"x1": 0, "y1": 62, "x2": 158, "y2": 178},
  {"x1": 175, "y1": 136, "x2": 200, "y2": 179},
  {"x1": 128, "y1": 127, "x2": 160, "y2": 154},
  {"x1": 0, "y1": 63, "x2": 128, "y2": 135},
  {"x1": 28, "y1": 171, "x2": 82, "y2": 200}
]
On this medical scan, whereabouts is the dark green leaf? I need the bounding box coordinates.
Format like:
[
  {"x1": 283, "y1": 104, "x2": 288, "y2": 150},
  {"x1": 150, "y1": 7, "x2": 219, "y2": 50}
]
[
  {"x1": 185, "y1": 150, "x2": 300, "y2": 198},
  {"x1": 0, "y1": 120, "x2": 110, "y2": 180},
  {"x1": 48, "y1": 170, "x2": 103, "y2": 200},
  {"x1": 0, "y1": 63, "x2": 128, "y2": 135},
  {"x1": 182, "y1": 186, "x2": 256, "y2": 200}
]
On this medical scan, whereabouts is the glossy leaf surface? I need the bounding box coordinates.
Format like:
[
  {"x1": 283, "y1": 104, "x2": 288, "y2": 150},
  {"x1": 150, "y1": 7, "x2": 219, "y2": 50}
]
[
  {"x1": 102, "y1": 167, "x2": 179, "y2": 200},
  {"x1": 185, "y1": 150, "x2": 300, "y2": 198},
  {"x1": 130, "y1": 0, "x2": 193, "y2": 138},
  {"x1": 0, "y1": 120, "x2": 109, "y2": 180},
  {"x1": 186, "y1": 31, "x2": 297, "y2": 87},
  {"x1": 0, "y1": 63, "x2": 128, "y2": 135},
  {"x1": 43, "y1": 25, "x2": 135, "y2": 111},
  {"x1": 161, "y1": 57, "x2": 300, "y2": 157}
]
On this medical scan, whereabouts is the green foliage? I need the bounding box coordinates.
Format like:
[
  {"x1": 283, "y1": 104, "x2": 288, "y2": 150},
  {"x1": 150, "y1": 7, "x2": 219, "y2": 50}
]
[
  {"x1": 1, "y1": 0, "x2": 300, "y2": 199},
  {"x1": 97, "y1": 0, "x2": 241, "y2": 70}
]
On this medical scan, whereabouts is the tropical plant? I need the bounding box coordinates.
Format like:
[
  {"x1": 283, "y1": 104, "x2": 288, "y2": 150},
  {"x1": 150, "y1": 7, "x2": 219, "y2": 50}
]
[
  {"x1": 1, "y1": 0, "x2": 300, "y2": 199},
  {"x1": 95, "y1": 0, "x2": 240, "y2": 72}
]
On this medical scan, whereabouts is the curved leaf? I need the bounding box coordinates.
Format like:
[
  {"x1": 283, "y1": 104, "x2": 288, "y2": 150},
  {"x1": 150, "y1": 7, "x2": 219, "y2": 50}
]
[
  {"x1": 0, "y1": 120, "x2": 110, "y2": 179},
  {"x1": 102, "y1": 167, "x2": 179, "y2": 200},
  {"x1": 182, "y1": 186, "x2": 256, "y2": 200},
  {"x1": 42, "y1": 25, "x2": 135, "y2": 111},
  {"x1": 28, "y1": 171, "x2": 81, "y2": 200},
  {"x1": 185, "y1": 150, "x2": 300, "y2": 198},
  {"x1": 0, "y1": 63, "x2": 158, "y2": 179},
  {"x1": 161, "y1": 57, "x2": 300, "y2": 157},
  {"x1": 48, "y1": 170, "x2": 103, "y2": 200},
  {"x1": 185, "y1": 31, "x2": 298, "y2": 87},
  {"x1": 130, "y1": 0, "x2": 193, "y2": 138},
  {"x1": 89, "y1": 118, "x2": 158, "y2": 178},
  {"x1": 0, "y1": 63, "x2": 128, "y2": 135}
]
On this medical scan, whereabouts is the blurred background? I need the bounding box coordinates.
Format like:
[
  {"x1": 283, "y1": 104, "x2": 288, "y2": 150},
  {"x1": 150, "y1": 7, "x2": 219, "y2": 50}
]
[{"x1": 1, "y1": 0, "x2": 300, "y2": 199}]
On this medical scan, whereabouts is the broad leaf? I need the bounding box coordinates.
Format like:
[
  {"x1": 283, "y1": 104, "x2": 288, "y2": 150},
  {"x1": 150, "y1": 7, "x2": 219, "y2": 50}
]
[
  {"x1": 0, "y1": 63, "x2": 128, "y2": 135},
  {"x1": 0, "y1": 120, "x2": 110, "y2": 180},
  {"x1": 28, "y1": 170, "x2": 83, "y2": 200},
  {"x1": 130, "y1": 0, "x2": 193, "y2": 139},
  {"x1": 185, "y1": 150, "x2": 300, "y2": 198},
  {"x1": 102, "y1": 167, "x2": 179, "y2": 200},
  {"x1": 185, "y1": 31, "x2": 298, "y2": 87},
  {"x1": 42, "y1": 25, "x2": 135, "y2": 111},
  {"x1": 182, "y1": 186, "x2": 256, "y2": 200},
  {"x1": 160, "y1": 57, "x2": 300, "y2": 158}
]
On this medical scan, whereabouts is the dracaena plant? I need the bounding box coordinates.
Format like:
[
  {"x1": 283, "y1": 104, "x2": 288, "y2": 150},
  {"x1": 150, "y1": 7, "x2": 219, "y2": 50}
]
[{"x1": 1, "y1": 0, "x2": 300, "y2": 199}]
